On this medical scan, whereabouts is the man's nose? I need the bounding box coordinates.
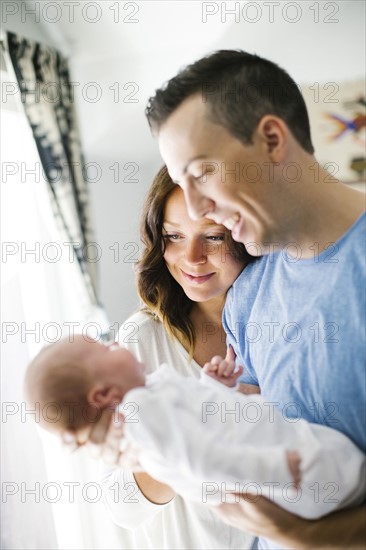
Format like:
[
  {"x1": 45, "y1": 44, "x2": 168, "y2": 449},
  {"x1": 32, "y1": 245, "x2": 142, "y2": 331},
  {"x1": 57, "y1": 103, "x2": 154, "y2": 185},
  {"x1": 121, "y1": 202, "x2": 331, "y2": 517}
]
[
  {"x1": 104, "y1": 341, "x2": 120, "y2": 349},
  {"x1": 184, "y1": 182, "x2": 214, "y2": 221}
]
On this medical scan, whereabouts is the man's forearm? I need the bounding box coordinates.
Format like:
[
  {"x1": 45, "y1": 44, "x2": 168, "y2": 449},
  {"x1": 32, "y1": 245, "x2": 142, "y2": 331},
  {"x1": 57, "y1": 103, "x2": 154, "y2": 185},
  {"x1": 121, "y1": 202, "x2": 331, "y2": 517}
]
[{"x1": 283, "y1": 506, "x2": 366, "y2": 550}]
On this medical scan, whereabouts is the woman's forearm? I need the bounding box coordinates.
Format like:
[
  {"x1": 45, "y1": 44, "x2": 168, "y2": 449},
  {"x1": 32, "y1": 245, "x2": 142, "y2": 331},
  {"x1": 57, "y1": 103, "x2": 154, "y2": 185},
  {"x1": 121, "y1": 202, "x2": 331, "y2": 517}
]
[
  {"x1": 101, "y1": 468, "x2": 175, "y2": 529},
  {"x1": 133, "y1": 472, "x2": 175, "y2": 504}
]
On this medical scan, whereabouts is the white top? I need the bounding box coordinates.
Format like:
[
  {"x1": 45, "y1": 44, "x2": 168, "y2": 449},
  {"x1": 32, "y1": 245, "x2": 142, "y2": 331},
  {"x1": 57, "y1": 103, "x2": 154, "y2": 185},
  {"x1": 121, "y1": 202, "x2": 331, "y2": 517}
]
[
  {"x1": 101, "y1": 311, "x2": 254, "y2": 550},
  {"x1": 122, "y1": 364, "x2": 365, "y2": 520}
]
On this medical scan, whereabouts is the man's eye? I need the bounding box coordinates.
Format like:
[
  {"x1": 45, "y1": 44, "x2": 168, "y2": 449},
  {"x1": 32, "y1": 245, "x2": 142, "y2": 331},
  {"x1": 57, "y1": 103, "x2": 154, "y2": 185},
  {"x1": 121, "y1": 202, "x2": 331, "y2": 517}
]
[{"x1": 192, "y1": 173, "x2": 206, "y2": 183}]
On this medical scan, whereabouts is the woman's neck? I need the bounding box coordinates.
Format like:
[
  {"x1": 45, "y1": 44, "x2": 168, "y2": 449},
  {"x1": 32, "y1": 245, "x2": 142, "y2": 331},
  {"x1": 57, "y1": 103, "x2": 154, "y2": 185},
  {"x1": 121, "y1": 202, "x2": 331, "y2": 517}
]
[
  {"x1": 190, "y1": 297, "x2": 224, "y2": 326},
  {"x1": 189, "y1": 297, "x2": 228, "y2": 367}
]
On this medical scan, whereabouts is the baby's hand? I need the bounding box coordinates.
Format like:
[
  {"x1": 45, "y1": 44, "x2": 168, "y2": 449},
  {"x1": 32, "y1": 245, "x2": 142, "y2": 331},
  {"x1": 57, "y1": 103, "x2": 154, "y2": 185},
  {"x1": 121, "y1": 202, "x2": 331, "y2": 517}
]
[{"x1": 203, "y1": 354, "x2": 244, "y2": 388}]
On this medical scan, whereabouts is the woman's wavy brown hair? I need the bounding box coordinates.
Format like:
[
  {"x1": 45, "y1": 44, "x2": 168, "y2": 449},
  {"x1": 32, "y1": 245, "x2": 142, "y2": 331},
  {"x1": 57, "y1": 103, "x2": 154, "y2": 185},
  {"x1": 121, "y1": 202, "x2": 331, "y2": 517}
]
[{"x1": 136, "y1": 165, "x2": 254, "y2": 356}]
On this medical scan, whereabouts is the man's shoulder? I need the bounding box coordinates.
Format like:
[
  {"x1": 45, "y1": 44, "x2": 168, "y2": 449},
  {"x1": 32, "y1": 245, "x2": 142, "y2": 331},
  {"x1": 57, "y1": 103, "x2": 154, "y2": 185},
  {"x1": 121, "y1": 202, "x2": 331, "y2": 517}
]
[
  {"x1": 340, "y1": 210, "x2": 366, "y2": 257},
  {"x1": 231, "y1": 256, "x2": 270, "y2": 293}
]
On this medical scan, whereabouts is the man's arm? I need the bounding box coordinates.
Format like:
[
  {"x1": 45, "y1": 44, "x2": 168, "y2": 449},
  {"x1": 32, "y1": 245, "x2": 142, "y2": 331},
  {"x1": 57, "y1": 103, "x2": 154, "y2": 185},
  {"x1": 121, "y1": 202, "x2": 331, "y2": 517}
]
[{"x1": 214, "y1": 495, "x2": 366, "y2": 549}]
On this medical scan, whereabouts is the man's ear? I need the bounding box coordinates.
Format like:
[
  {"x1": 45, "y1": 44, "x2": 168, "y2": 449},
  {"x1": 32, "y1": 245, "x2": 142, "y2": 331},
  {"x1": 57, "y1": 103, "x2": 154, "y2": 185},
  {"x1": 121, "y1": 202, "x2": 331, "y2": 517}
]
[
  {"x1": 256, "y1": 115, "x2": 288, "y2": 161},
  {"x1": 87, "y1": 385, "x2": 123, "y2": 407}
]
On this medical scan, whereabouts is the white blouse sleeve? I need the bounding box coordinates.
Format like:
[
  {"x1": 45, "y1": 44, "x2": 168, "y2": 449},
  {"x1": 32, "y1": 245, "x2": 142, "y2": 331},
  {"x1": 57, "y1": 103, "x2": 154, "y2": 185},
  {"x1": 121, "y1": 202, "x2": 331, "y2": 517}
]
[{"x1": 100, "y1": 466, "x2": 172, "y2": 529}]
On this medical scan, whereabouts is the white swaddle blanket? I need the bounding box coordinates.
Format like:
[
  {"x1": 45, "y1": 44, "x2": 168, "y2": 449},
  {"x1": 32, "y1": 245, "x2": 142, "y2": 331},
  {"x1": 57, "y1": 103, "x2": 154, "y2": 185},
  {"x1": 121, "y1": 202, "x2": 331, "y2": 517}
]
[{"x1": 119, "y1": 364, "x2": 365, "y2": 519}]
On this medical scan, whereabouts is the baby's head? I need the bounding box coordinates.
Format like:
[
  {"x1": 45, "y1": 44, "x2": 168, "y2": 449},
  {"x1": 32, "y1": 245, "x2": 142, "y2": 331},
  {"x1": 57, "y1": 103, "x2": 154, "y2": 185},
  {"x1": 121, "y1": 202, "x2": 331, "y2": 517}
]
[{"x1": 24, "y1": 335, "x2": 146, "y2": 439}]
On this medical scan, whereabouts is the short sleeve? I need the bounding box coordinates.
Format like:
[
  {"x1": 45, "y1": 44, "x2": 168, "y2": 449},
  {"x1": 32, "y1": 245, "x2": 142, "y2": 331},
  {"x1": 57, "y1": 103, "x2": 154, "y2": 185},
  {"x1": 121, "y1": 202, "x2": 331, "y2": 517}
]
[{"x1": 222, "y1": 288, "x2": 259, "y2": 386}]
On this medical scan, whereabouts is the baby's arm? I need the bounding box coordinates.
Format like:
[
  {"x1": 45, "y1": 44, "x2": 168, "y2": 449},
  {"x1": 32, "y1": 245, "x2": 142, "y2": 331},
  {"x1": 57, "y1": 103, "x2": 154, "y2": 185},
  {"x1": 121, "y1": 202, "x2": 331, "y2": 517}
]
[
  {"x1": 202, "y1": 355, "x2": 243, "y2": 389},
  {"x1": 202, "y1": 346, "x2": 260, "y2": 395}
]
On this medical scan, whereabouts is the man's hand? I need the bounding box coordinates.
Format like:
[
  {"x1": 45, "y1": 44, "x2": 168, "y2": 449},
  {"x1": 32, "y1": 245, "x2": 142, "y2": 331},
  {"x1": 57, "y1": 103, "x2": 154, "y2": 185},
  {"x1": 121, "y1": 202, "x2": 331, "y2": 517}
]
[
  {"x1": 213, "y1": 494, "x2": 299, "y2": 538},
  {"x1": 213, "y1": 495, "x2": 366, "y2": 550}
]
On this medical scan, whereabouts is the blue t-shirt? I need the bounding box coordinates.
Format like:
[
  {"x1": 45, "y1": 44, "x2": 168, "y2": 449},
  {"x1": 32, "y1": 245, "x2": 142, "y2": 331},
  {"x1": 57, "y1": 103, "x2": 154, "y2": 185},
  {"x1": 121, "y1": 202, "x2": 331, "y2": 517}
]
[
  {"x1": 223, "y1": 212, "x2": 366, "y2": 549},
  {"x1": 224, "y1": 212, "x2": 366, "y2": 451}
]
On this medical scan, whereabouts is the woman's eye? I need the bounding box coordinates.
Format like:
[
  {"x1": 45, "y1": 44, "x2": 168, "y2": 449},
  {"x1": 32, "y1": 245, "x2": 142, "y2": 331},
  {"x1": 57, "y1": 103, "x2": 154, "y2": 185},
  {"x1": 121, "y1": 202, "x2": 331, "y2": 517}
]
[
  {"x1": 207, "y1": 235, "x2": 225, "y2": 241},
  {"x1": 163, "y1": 234, "x2": 181, "y2": 241}
]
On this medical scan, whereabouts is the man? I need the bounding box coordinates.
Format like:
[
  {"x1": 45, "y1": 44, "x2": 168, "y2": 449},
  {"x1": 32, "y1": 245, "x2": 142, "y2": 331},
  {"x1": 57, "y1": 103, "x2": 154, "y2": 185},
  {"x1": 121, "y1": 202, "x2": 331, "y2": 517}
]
[{"x1": 145, "y1": 50, "x2": 366, "y2": 549}]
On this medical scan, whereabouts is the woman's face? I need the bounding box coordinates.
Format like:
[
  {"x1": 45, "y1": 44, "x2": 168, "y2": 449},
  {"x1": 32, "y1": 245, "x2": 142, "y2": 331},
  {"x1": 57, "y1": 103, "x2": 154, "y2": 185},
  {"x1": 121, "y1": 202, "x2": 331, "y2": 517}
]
[{"x1": 162, "y1": 187, "x2": 246, "y2": 303}]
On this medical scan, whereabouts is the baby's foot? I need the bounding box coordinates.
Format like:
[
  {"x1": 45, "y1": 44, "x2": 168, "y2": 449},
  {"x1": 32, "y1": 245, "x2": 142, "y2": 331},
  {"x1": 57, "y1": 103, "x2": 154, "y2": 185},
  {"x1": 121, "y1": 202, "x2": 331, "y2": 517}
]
[{"x1": 286, "y1": 450, "x2": 302, "y2": 488}]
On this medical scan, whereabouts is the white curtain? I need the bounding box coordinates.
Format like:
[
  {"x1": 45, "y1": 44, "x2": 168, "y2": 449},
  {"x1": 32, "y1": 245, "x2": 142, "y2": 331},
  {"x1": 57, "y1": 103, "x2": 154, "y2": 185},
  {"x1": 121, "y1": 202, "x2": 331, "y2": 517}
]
[{"x1": 1, "y1": 40, "x2": 126, "y2": 550}]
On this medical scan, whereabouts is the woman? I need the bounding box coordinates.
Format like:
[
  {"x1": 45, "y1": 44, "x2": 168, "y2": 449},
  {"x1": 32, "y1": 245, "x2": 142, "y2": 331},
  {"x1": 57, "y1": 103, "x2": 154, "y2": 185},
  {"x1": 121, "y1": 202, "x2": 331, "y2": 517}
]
[{"x1": 101, "y1": 165, "x2": 256, "y2": 549}]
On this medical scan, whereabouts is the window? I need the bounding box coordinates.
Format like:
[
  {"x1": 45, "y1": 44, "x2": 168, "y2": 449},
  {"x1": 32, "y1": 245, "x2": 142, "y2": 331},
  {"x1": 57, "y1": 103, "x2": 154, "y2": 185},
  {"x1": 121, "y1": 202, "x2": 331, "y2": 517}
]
[{"x1": 1, "y1": 40, "x2": 117, "y2": 550}]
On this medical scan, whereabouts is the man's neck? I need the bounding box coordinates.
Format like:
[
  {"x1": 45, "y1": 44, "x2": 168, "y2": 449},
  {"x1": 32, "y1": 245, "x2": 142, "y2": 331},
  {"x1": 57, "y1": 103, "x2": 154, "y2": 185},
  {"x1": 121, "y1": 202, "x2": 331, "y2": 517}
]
[{"x1": 277, "y1": 164, "x2": 365, "y2": 258}]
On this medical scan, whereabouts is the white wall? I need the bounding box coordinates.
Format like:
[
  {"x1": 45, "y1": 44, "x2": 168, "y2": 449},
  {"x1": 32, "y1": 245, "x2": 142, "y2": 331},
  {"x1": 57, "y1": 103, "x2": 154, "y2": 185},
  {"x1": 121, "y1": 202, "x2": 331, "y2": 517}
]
[
  {"x1": 2, "y1": 0, "x2": 68, "y2": 51},
  {"x1": 3, "y1": 1, "x2": 365, "y2": 327}
]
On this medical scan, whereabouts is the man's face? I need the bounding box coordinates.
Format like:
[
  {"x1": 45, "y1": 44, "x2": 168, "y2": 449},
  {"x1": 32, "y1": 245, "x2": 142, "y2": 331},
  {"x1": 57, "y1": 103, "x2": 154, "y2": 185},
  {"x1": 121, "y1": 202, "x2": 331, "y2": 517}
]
[{"x1": 158, "y1": 94, "x2": 279, "y2": 253}]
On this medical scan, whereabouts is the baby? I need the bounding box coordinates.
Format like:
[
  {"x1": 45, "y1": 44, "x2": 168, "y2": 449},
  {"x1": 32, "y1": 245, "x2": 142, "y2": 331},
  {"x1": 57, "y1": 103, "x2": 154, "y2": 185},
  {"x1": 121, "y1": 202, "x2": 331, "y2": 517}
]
[{"x1": 25, "y1": 336, "x2": 365, "y2": 519}]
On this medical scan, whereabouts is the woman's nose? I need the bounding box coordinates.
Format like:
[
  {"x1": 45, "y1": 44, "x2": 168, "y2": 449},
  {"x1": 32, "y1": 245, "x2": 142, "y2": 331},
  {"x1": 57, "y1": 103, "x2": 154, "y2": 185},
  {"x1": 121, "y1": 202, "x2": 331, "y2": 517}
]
[{"x1": 185, "y1": 239, "x2": 206, "y2": 264}]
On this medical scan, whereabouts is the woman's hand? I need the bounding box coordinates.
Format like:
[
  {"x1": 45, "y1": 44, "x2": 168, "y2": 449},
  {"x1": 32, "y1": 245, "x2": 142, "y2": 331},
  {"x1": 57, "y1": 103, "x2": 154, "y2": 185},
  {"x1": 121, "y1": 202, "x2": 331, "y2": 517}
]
[
  {"x1": 62, "y1": 408, "x2": 142, "y2": 469},
  {"x1": 62, "y1": 409, "x2": 175, "y2": 504}
]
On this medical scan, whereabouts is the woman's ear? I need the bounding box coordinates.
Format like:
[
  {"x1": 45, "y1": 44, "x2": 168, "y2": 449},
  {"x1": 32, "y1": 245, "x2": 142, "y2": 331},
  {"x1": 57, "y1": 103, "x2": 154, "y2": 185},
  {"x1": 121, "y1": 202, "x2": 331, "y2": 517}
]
[
  {"x1": 256, "y1": 115, "x2": 288, "y2": 161},
  {"x1": 87, "y1": 385, "x2": 123, "y2": 407}
]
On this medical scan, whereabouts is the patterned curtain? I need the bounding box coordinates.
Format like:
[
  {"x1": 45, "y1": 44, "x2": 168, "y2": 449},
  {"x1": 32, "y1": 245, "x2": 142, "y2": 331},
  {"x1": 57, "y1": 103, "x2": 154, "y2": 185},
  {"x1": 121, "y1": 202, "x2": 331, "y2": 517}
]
[{"x1": 6, "y1": 31, "x2": 99, "y2": 307}]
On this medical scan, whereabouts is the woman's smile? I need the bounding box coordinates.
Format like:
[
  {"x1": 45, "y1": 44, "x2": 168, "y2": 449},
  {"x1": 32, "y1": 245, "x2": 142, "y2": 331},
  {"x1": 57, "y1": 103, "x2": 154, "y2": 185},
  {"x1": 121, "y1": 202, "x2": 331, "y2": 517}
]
[
  {"x1": 163, "y1": 187, "x2": 246, "y2": 303},
  {"x1": 180, "y1": 269, "x2": 215, "y2": 284}
]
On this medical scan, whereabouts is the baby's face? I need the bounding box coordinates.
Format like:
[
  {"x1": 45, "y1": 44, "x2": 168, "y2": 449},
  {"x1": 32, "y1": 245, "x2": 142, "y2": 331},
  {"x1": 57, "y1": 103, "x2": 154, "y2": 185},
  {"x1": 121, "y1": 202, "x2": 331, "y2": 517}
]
[
  {"x1": 40, "y1": 336, "x2": 146, "y2": 397},
  {"x1": 26, "y1": 337, "x2": 146, "y2": 449},
  {"x1": 77, "y1": 337, "x2": 146, "y2": 387},
  {"x1": 99, "y1": 340, "x2": 146, "y2": 385}
]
